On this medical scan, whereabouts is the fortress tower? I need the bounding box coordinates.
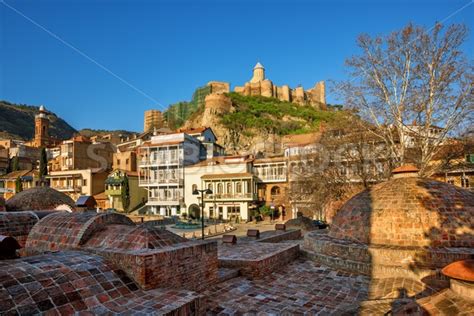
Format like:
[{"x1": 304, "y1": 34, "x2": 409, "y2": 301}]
[
  {"x1": 250, "y1": 62, "x2": 265, "y2": 83},
  {"x1": 34, "y1": 105, "x2": 50, "y2": 147},
  {"x1": 234, "y1": 63, "x2": 327, "y2": 109}
]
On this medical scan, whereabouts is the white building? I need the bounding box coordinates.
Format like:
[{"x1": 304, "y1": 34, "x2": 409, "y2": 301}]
[
  {"x1": 138, "y1": 132, "x2": 202, "y2": 216},
  {"x1": 184, "y1": 155, "x2": 258, "y2": 221}
]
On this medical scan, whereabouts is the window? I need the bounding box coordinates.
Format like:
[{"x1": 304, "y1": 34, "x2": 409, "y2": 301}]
[
  {"x1": 217, "y1": 183, "x2": 223, "y2": 194},
  {"x1": 192, "y1": 184, "x2": 198, "y2": 192},
  {"x1": 236, "y1": 182, "x2": 242, "y2": 193},
  {"x1": 207, "y1": 183, "x2": 213, "y2": 191},
  {"x1": 126, "y1": 159, "x2": 129, "y2": 165},
  {"x1": 226, "y1": 182, "x2": 232, "y2": 194},
  {"x1": 117, "y1": 159, "x2": 121, "y2": 166},
  {"x1": 271, "y1": 186, "x2": 281, "y2": 196},
  {"x1": 83, "y1": 179, "x2": 87, "y2": 186},
  {"x1": 461, "y1": 177, "x2": 470, "y2": 188}
]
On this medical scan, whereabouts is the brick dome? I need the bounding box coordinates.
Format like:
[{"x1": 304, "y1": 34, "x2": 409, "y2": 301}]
[
  {"x1": 6, "y1": 187, "x2": 75, "y2": 212},
  {"x1": 329, "y1": 177, "x2": 474, "y2": 248}
]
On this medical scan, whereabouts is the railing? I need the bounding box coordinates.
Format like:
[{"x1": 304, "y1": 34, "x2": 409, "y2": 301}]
[
  {"x1": 53, "y1": 185, "x2": 81, "y2": 192},
  {"x1": 204, "y1": 193, "x2": 256, "y2": 200},
  {"x1": 148, "y1": 196, "x2": 181, "y2": 202},
  {"x1": 139, "y1": 158, "x2": 182, "y2": 166},
  {"x1": 139, "y1": 178, "x2": 184, "y2": 185},
  {"x1": 258, "y1": 174, "x2": 287, "y2": 181}
]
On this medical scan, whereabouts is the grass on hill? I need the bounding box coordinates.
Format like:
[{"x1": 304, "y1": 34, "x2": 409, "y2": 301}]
[{"x1": 221, "y1": 93, "x2": 342, "y2": 136}]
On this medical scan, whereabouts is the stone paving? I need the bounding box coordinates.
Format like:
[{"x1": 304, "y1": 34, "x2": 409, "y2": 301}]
[{"x1": 204, "y1": 257, "x2": 370, "y2": 315}]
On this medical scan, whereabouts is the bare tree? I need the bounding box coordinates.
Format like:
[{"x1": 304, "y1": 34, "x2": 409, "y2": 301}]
[
  {"x1": 289, "y1": 113, "x2": 391, "y2": 220},
  {"x1": 337, "y1": 23, "x2": 473, "y2": 176}
]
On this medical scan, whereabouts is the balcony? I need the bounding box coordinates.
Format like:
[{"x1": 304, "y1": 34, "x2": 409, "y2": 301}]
[
  {"x1": 139, "y1": 158, "x2": 182, "y2": 167},
  {"x1": 53, "y1": 185, "x2": 82, "y2": 192},
  {"x1": 147, "y1": 196, "x2": 182, "y2": 206},
  {"x1": 204, "y1": 193, "x2": 257, "y2": 201},
  {"x1": 257, "y1": 174, "x2": 287, "y2": 182},
  {"x1": 139, "y1": 178, "x2": 184, "y2": 186}
]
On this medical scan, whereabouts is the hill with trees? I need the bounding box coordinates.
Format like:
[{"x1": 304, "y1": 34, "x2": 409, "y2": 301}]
[{"x1": 0, "y1": 101, "x2": 77, "y2": 140}]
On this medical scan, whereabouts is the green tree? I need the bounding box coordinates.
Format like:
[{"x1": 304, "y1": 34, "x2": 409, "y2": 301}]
[
  {"x1": 15, "y1": 176, "x2": 23, "y2": 193},
  {"x1": 39, "y1": 147, "x2": 48, "y2": 178},
  {"x1": 11, "y1": 156, "x2": 19, "y2": 172},
  {"x1": 121, "y1": 175, "x2": 130, "y2": 212}
]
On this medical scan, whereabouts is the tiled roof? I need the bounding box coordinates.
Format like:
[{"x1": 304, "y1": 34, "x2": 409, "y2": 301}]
[
  {"x1": 392, "y1": 164, "x2": 419, "y2": 174},
  {"x1": 176, "y1": 126, "x2": 209, "y2": 134},
  {"x1": 0, "y1": 169, "x2": 35, "y2": 180}
]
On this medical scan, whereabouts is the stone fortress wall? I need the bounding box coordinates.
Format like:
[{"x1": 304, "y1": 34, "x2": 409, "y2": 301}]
[{"x1": 203, "y1": 62, "x2": 327, "y2": 116}]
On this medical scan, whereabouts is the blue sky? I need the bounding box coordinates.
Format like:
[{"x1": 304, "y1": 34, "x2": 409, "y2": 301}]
[{"x1": 1, "y1": 0, "x2": 473, "y2": 132}]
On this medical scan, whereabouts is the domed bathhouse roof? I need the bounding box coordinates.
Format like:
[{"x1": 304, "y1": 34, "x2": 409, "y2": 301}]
[
  {"x1": 6, "y1": 187, "x2": 76, "y2": 212},
  {"x1": 302, "y1": 165, "x2": 474, "y2": 283}
]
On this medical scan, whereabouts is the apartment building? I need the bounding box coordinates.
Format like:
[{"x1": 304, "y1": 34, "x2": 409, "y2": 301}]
[
  {"x1": 48, "y1": 136, "x2": 114, "y2": 200},
  {"x1": 138, "y1": 132, "x2": 203, "y2": 216}
]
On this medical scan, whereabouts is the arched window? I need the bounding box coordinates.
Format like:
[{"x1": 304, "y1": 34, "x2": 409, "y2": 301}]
[
  {"x1": 192, "y1": 184, "x2": 197, "y2": 192},
  {"x1": 217, "y1": 183, "x2": 223, "y2": 194},
  {"x1": 271, "y1": 186, "x2": 281, "y2": 196},
  {"x1": 226, "y1": 182, "x2": 232, "y2": 194},
  {"x1": 235, "y1": 182, "x2": 242, "y2": 193},
  {"x1": 164, "y1": 189, "x2": 171, "y2": 199},
  {"x1": 207, "y1": 183, "x2": 213, "y2": 191}
]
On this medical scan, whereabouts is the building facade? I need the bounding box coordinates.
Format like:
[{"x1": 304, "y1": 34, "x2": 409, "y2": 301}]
[
  {"x1": 184, "y1": 155, "x2": 257, "y2": 220},
  {"x1": 105, "y1": 169, "x2": 147, "y2": 212},
  {"x1": 138, "y1": 132, "x2": 203, "y2": 216},
  {"x1": 143, "y1": 110, "x2": 164, "y2": 133}
]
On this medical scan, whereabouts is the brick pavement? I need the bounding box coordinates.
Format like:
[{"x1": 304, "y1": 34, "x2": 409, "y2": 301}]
[{"x1": 204, "y1": 257, "x2": 370, "y2": 315}]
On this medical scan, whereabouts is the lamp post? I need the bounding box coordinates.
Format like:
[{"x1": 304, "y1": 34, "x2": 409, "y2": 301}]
[
  {"x1": 270, "y1": 198, "x2": 275, "y2": 223},
  {"x1": 193, "y1": 188, "x2": 213, "y2": 240}
]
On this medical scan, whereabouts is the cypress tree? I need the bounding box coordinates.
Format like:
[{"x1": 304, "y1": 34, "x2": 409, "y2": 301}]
[
  {"x1": 15, "y1": 176, "x2": 23, "y2": 193},
  {"x1": 39, "y1": 147, "x2": 48, "y2": 178},
  {"x1": 121, "y1": 174, "x2": 130, "y2": 212}
]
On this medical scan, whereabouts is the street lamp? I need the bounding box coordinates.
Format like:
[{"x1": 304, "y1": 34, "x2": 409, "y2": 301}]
[{"x1": 193, "y1": 188, "x2": 213, "y2": 240}]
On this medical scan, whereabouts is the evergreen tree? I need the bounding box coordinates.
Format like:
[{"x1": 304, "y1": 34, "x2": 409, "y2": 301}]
[
  {"x1": 11, "y1": 156, "x2": 19, "y2": 172},
  {"x1": 121, "y1": 175, "x2": 130, "y2": 212},
  {"x1": 15, "y1": 176, "x2": 23, "y2": 193},
  {"x1": 39, "y1": 147, "x2": 48, "y2": 178}
]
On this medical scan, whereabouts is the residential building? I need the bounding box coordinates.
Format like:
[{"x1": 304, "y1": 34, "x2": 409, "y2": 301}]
[
  {"x1": 176, "y1": 127, "x2": 225, "y2": 159},
  {"x1": 105, "y1": 169, "x2": 147, "y2": 212},
  {"x1": 0, "y1": 146, "x2": 9, "y2": 175},
  {"x1": 201, "y1": 173, "x2": 259, "y2": 221},
  {"x1": 50, "y1": 135, "x2": 114, "y2": 172},
  {"x1": 138, "y1": 132, "x2": 203, "y2": 216},
  {"x1": 0, "y1": 170, "x2": 39, "y2": 200},
  {"x1": 253, "y1": 156, "x2": 289, "y2": 218},
  {"x1": 184, "y1": 155, "x2": 257, "y2": 220},
  {"x1": 113, "y1": 150, "x2": 138, "y2": 172},
  {"x1": 48, "y1": 169, "x2": 108, "y2": 201}
]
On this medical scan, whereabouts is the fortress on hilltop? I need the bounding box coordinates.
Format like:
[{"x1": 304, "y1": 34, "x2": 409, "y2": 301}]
[
  {"x1": 202, "y1": 62, "x2": 327, "y2": 116},
  {"x1": 235, "y1": 62, "x2": 326, "y2": 108}
]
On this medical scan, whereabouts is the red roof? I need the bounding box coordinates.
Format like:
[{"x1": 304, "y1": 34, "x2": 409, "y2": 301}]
[
  {"x1": 442, "y1": 259, "x2": 474, "y2": 282},
  {"x1": 392, "y1": 165, "x2": 419, "y2": 174}
]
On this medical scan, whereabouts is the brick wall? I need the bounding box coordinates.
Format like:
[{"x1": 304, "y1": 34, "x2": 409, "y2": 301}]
[
  {"x1": 0, "y1": 211, "x2": 38, "y2": 248},
  {"x1": 90, "y1": 240, "x2": 219, "y2": 292}
]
